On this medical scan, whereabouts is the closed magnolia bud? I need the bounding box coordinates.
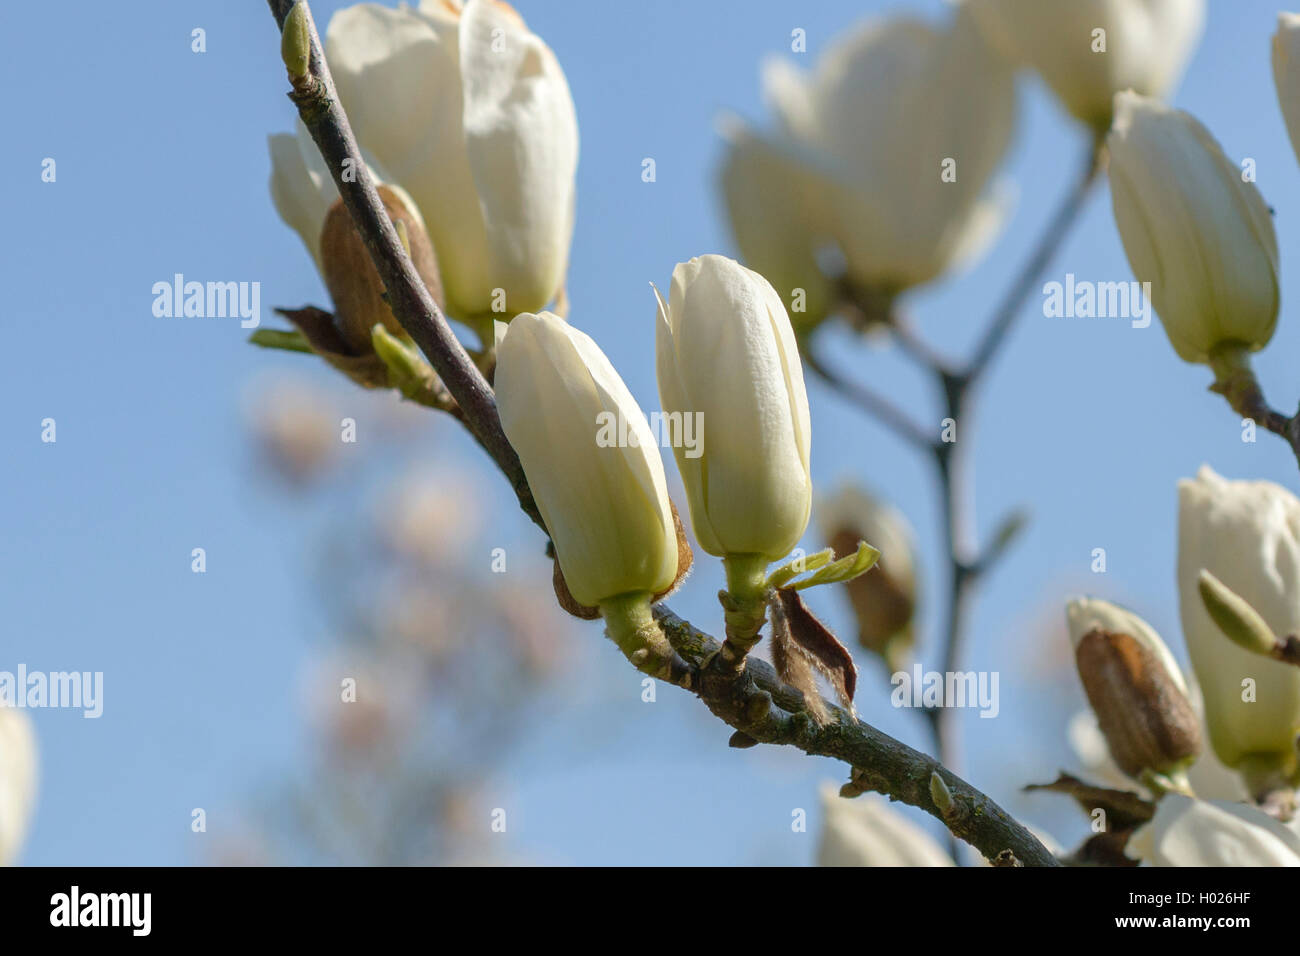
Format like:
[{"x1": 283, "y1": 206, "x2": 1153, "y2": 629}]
[
  {"x1": 0, "y1": 706, "x2": 37, "y2": 866},
  {"x1": 1066, "y1": 598, "x2": 1201, "y2": 779},
  {"x1": 1127, "y1": 794, "x2": 1300, "y2": 867},
  {"x1": 319, "y1": 187, "x2": 445, "y2": 354},
  {"x1": 655, "y1": 255, "x2": 812, "y2": 561},
  {"x1": 755, "y1": 6, "x2": 1014, "y2": 293},
  {"x1": 1273, "y1": 14, "x2": 1300, "y2": 169},
  {"x1": 1107, "y1": 92, "x2": 1279, "y2": 365},
  {"x1": 816, "y1": 784, "x2": 954, "y2": 867},
  {"x1": 965, "y1": 0, "x2": 1204, "y2": 131},
  {"x1": 496, "y1": 312, "x2": 677, "y2": 609},
  {"x1": 818, "y1": 485, "x2": 917, "y2": 667},
  {"x1": 325, "y1": 0, "x2": 577, "y2": 323},
  {"x1": 1178, "y1": 466, "x2": 1300, "y2": 770}
]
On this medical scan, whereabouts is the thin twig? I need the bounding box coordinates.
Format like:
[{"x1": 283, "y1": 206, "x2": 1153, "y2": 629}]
[
  {"x1": 963, "y1": 141, "x2": 1105, "y2": 384},
  {"x1": 803, "y1": 340, "x2": 937, "y2": 451},
  {"x1": 263, "y1": 0, "x2": 1059, "y2": 867}
]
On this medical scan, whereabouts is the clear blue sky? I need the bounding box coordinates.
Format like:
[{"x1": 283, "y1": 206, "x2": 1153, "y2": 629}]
[{"x1": 4, "y1": 0, "x2": 1298, "y2": 864}]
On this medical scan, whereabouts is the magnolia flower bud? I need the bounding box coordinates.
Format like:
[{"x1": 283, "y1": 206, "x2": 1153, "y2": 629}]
[
  {"x1": 818, "y1": 485, "x2": 917, "y2": 668},
  {"x1": 754, "y1": 6, "x2": 1014, "y2": 293},
  {"x1": 1178, "y1": 466, "x2": 1300, "y2": 771},
  {"x1": 965, "y1": 0, "x2": 1204, "y2": 131},
  {"x1": 319, "y1": 187, "x2": 444, "y2": 354},
  {"x1": 655, "y1": 255, "x2": 812, "y2": 561},
  {"x1": 496, "y1": 312, "x2": 677, "y2": 609},
  {"x1": 1273, "y1": 14, "x2": 1300, "y2": 169},
  {"x1": 324, "y1": 0, "x2": 578, "y2": 323},
  {"x1": 1107, "y1": 93, "x2": 1279, "y2": 365},
  {"x1": 0, "y1": 706, "x2": 37, "y2": 866},
  {"x1": 816, "y1": 784, "x2": 954, "y2": 867},
  {"x1": 1127, "y1": 794, "x2": 1300, "y2": 866},
  {"x1": 1065, "y1": 598, "x2": 1201, "y2": 779}
]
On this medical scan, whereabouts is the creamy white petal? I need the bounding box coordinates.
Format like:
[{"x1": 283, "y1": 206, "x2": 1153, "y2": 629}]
[
  {"x1": 817, "y1": 783, "x2": 954, "y2": 867},
  {"x1": 1127, "y1": 795, "x2": 1300, "y2": 866},
  {"x1": 0, "y1": 707, "x2": 37, "y2": 867}
]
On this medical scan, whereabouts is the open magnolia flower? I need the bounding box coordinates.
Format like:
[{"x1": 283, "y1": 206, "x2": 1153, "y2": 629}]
[
  {"x1": 1127, "y1": 795, "x2": 1300, "y2": 866},
  {"x1": 271, "y1": 0, "x2": 578, "y2": 327},
  {"x1": 0, "y1": 706, "x2": 37, "y2": 867},
  {"x1": 964, "y1": 0, "x2": 1204, "y2": 131},
  {"x1": 721, "y1": 4, "x2": 1015, "y2": 305}
]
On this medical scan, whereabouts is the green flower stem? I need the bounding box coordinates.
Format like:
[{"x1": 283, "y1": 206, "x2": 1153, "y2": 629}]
[
  {"x1": 716, "y1": 553, "x2": 770, "y2": 672},
  {"x1": 600, "y1": 592, "x2": 691, "y2": 684}
]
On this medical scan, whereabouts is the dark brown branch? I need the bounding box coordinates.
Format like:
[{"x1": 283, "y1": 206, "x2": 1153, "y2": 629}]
[
  {"x1": 655, "y1": 608, "x2": 1059, "y2": 866},
  {"x1": 264, "y1": 0, "x2": 1059, "y2": 867}
]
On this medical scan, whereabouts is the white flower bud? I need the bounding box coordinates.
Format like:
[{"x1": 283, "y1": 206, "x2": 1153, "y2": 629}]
[
  {"x1": 496, "y1": 312, "x2": 677, "y2": 609},
  {"x1": 1107, "y1": 92, "x2": 1279, "y2": 365},
  {"x1": 965, "y1": 0, "x2": 1204, "y2": 131},
  {"x1": 1178, "y1": 466, "x2": 1300, "y2": 770},
  {"x1": 1127, "y1": 794, "x2": 1300, "y2": 866},
  {"x1": 0, "y1": 706, "x2": 37, "y2": 866},
  {"x1": 655, "y1": 255, "x2": 812, "y2": 560},
  {"x1": 816, "y1": 784, "x2": 954, "y2": 867}
]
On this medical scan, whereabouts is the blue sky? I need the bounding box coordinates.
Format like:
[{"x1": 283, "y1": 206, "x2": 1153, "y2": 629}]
[{"x1": 4, "y1": 0, "x2": 1299, "y2": 864}]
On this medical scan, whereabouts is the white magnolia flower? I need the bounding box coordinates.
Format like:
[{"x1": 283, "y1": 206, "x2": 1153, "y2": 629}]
[
  {"x1": 965, "y1": 0, "x2": 1204, "y2": 130},
  {"x1": 272, "y1": 0, "x2": 578, "y2": 324},
  {"x1": 1108, "y1": 93, "x2": 1279, "y2": 365},
  {"x1": 1178, "y1": 466, "x2": 1300, "y2": 770},
  {"x1": 1127, "y1": 795, "x2": 1300, "y2": 866},
  {"x1": 724, "y1": 5, "x2": 1015, "y2": 296},
  {"x1": 816, "y1": 784, "x2": 954, "y2": 867},
  {"x1": 496, "y1": 312, "x2": 677, "y2": 609},
  {"x1": 655, "y1": 255, "x2": 811, "y2": 560},
  {"x1": 0, "y1": 707, "x2": 37, "y2": 866}
]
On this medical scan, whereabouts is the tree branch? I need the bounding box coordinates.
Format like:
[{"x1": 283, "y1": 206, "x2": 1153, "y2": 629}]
[
  {"x1": 263, "y1": 0, "x2": 1059, "y2": 867},
  {"x1": 654, "y1": 608, "x2": 1059, "y2": 866}
]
